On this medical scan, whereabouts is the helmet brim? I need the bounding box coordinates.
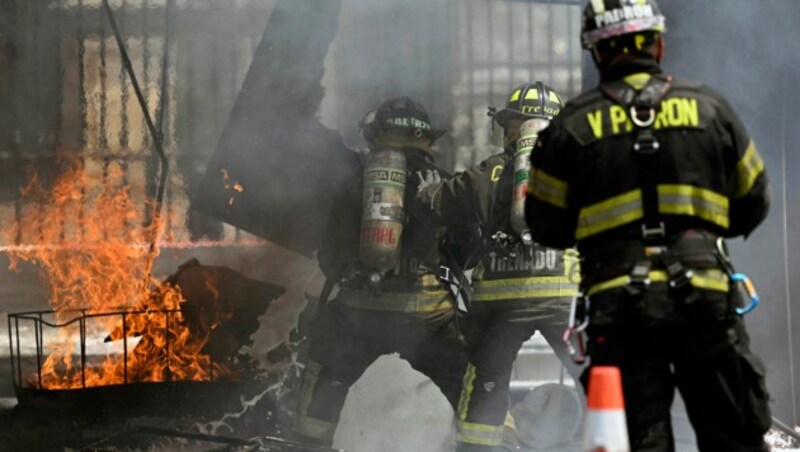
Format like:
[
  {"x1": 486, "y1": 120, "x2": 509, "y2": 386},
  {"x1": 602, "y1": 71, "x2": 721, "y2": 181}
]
[{"x1": 493, "y1": 108, "x2": 552, "y2": 127}]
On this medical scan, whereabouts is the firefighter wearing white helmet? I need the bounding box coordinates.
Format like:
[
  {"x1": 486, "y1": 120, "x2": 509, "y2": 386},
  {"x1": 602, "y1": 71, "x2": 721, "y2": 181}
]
[{"x1": 526, "y1": 0, "x2": 772, "y2": 450}]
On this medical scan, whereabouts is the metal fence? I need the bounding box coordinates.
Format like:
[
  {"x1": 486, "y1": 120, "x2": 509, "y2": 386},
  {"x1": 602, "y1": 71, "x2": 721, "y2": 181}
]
[
  {"x1": 451, "y1": 0, "x2": 583, "y2": 168},
  {"x1": 0, "y1": 0, "x2": 583, "y2": 241}
]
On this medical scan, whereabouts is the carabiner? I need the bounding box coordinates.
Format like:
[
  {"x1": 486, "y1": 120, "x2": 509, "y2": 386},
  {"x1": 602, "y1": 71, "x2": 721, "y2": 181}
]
[
  {"x1": 563, "y1": 295, "x2": 590, "y2": 364},
  {"x1": 732, "y1": 273, "x2": 760, "y2": 316}
]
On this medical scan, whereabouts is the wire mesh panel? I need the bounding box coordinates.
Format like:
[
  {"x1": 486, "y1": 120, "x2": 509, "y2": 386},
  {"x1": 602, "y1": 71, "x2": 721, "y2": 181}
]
[{"x1": 0, "y1": 0, "x2": 272, "y2": 247}]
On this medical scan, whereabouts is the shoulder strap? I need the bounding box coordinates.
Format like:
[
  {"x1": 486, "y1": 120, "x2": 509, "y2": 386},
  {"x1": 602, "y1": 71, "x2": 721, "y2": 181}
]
[{"x1": 600, "y1": 74, "x2": 673, "y2": 243}]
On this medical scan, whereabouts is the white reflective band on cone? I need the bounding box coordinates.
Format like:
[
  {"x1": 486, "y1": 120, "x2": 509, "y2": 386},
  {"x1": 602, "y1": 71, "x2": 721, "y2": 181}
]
[{"x1": 584, "y1": 409, "x2": 629, "y2": 452}]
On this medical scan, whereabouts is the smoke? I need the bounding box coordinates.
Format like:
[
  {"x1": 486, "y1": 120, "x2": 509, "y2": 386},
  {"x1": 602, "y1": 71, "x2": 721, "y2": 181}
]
[
  {"x1": 653, "y1": 0, "x2": 800, "y2": 425},
  {"x1": 19, "y1": 0, "x2": 800, "y2": 449}
]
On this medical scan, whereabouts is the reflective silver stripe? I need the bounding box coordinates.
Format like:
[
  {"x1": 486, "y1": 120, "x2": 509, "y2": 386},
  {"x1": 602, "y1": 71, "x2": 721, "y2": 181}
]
[
  {"x1": 456, "y1": 420, "x2": 505, "y2": 447},
  {"x1": 658, "y1": 185, "x2": 729, "y2": 229},
  {"x1": 577, "y1": 190, "x2": 643, "y2": 239}
]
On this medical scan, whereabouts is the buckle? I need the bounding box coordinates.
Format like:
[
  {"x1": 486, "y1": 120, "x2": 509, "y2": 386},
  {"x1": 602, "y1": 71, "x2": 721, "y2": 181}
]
[
  {"x1": 439, "y1": 265, "x2": 453, "y2": 285},
  {"x1": 624, "y1": 260, "x2": 651, "y2": 297},
  {"x1": 665, "y1": 260, "x2": 698, "y2": 304},
  {"x1": 633, "y1": 127, "x2": 660, "y2": 154},
  {"x1": 629, "y1": 261, "x2": 652, "y2": 289},
  {"x1": 641, "y1": 222, "x2": 666, "y2": 240}
]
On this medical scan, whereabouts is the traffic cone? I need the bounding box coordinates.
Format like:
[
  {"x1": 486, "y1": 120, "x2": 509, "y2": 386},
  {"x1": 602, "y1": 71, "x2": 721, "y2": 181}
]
[{"x1": 584, "y1": 366, "x2": 629, "y2": 452}]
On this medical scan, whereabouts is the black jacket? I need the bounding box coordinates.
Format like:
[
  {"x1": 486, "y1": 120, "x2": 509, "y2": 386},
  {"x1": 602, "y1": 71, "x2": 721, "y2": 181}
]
[{"x1": 526, "y1": 60, "x2": 770, "y2": 255}]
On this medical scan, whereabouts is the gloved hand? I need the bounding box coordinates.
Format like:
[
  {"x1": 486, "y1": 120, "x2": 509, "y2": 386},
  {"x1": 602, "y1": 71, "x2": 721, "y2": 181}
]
[{"x1": 416, "y1": 169, "x2": 442, "y2": 192}]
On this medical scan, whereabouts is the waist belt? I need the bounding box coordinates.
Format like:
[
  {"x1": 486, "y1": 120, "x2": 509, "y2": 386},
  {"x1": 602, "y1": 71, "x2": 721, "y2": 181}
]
[
  {"x1": 587, "y1": 268, "x2": 729, "y2": 297},
  {"x1": 347, "y1": 273, "x2": 444, "y2": 291},
  {"x1": 583, "y1": 231, "x2": 718, "y2": 271},
  {"x1": 473, "y1": 276, "x2": 579, "y2": 302},
  {"x1": 336, "y1": 287, "x2": 453, "y2": 313}
]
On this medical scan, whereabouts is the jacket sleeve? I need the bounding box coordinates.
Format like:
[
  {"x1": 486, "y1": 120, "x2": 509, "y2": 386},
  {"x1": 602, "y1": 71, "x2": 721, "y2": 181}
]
[
  {"x1": 525, "y1": 121, "x2": 580, "y2": 250},
  {"x1": 717, "y1": 96, "x2": 771, "y2": 238},
  {"x1": 416, "y1": 154, "x2": 512, "y2": 229}
]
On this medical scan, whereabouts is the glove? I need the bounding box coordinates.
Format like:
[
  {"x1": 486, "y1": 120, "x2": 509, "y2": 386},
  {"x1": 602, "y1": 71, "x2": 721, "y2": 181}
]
[{"x1": 416, "y1": 169, "x2": 441, "y2": 192}]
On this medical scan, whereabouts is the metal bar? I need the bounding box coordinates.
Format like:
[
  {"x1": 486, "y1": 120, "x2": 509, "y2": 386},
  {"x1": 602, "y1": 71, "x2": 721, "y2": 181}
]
[
  {"x1": 142, "y1": 0, "x2": 151, "y2": 149},
  {"x1": 165, "y1": 310, "x2": 171, "y2": 382},
  {"x1": 508, "y1": 0, "x2": 514, "y2": 88},
  {"x1": 133, "y1": 425, "x2": 253, "y2": 447},
  {"x1": 34, "y1": 320, "x2": 42, "y2": 390},
  {"x1": 100, "y1": 17, "x2": 109, "y2": 151},
  {"x1": 122, "y1": 312, "x2": 128, "y2": 384},
  {"x1": 8, "y1": 315, "x2": 16, "y2": 388},
  {"x1": 528, "y1": 2, "x2": 535, "y2": 82},
  {"x1": 15, "y1": 317, "x2": 22, "y2": 388},
  {"x1": 567, "y1": 2, "x2": 575, "y2": 97},
  {"x1": 487, "y1": 0, "x2": 495, "y2": 108},
  {"x1": 119, "y1": 0, "x2": 129, "y2": 151},
  {"x1": 78, "y1": 0, "x2": 87, "y2": 149},
  {"x1": 466, "y1": 0, "x2": 476, "y2": 162},
  {"x1": 80, "y1": 315, "x2": 86, "y2": 388},
  {"x1": 547, "y1": 0, "x2": 554, "y2": 84},
  {"x1": 102, "y1": 0, "x2": 170, "y2": 284},
  {"x1": 772, "y1": 416, "x2": 800, "y2": 442}
]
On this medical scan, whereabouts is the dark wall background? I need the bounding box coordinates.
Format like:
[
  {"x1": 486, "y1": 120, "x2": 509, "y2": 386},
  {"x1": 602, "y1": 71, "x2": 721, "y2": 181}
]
[{"x1": 584, "y1": 1, "x2": 800, "y2": 424}]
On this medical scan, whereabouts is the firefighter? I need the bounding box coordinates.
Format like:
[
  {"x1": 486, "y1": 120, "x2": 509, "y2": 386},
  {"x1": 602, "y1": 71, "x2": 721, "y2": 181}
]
[
  {"x1": 418, "y1": 82, "x2": 583, "y2": 452},
  {"x1": 525, "y1": 0, "x2": 772, "y2": 450},
  {"x1": 292, "y1": 97, "x2": 467, "y2": 447}
]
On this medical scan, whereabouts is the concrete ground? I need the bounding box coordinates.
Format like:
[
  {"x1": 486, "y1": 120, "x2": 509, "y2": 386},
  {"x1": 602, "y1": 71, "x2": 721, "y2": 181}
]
[{"x1": 0, "y1": 248, "x2": 797, "y2": 451}]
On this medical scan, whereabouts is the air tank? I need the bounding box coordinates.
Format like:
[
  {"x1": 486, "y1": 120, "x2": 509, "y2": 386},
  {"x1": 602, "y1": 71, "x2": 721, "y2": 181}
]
[
  {"x1": 360, "y1": 148, "x2": 406, "y2": 274},
  {"x1": 511, "y1": 118, "x2": 551, "y2": 245}
]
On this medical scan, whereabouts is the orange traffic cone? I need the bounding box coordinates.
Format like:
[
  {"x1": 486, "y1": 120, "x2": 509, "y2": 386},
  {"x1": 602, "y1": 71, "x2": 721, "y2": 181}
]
[{"x1": 584, "y1": 366, "x2": 629, "y2": 452}]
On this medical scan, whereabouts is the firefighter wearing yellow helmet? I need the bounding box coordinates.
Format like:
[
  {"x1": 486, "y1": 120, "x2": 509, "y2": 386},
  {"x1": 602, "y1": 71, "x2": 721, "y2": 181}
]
[
  {"x1": 418, "y1": 81, "x2": 583, "y2": 451},
  {"x1": 526, "y1": 0, "x2": 772, "y2": 449},
  {"x1": 292, "y1": 97, "x2": 467, "y2": 448}
]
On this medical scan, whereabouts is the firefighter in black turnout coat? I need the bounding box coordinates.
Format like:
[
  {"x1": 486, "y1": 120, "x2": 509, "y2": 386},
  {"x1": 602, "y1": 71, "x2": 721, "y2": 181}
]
[
  {"x1": 419, "y1": 82, "x2": 582, "y2": 451},
  {"x1": 292, "y1": 97, "x2": 467, "y2": 447},
  {"x1": 525, "y1": 0, "x2": 772, "y2": 450}
]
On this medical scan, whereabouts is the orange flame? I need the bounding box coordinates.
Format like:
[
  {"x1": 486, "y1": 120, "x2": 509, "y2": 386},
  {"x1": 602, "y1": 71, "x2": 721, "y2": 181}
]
[
  {"x1": 221, "y1": 168, "x2": 244, "y2": 207},
  {"x1": 4, "y1": 157, "x2": 234, "y2": 389}
]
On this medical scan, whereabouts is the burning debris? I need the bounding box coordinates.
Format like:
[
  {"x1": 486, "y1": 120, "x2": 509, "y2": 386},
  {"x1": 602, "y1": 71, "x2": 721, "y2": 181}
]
[
  {"x1": 4, "y1": 156, "x2": 283, "y2": 391},
  {"x1": 221, "y1": 168, "x2": 245, "y2": 207}
]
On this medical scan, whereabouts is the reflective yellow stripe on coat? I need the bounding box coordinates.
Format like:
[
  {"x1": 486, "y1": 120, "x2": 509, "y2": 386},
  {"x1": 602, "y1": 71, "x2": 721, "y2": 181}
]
[
  {"x1": 456, "y1": 421, "x2": 505, "y2": 446},
  {"x1": 336, "y1": 287, "x2": 453, "y2": 313},
  {"x1": 528, "y1": 166, "x2": 568, "y2": 208},
  {"x1": 736, "y1": 141, "x2": 765, "y2": 198},
  {"x1": 294, "y1": 360, "x2": 338, "y2": 441},
  {"x1": 473, "y1": 276, "x2": 579, "y2": 301},
  {"x1": 575, "y1": 185, "x2": 730, "y2": 239}
]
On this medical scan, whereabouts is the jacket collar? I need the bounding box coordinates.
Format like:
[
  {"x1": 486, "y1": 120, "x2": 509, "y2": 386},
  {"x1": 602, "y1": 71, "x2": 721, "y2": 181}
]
[{"x1": 600, "y1": 58, "x2": 662, "y2": 83}]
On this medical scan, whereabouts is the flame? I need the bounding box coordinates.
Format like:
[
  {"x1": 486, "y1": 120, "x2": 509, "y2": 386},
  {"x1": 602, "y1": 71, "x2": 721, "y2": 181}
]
[
  {"x1": 221, "y1": 168, "x2": 244, "y2": 207},
  {"x1": 3, "y1": 156, "x2": 235, "y2": 389}
]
